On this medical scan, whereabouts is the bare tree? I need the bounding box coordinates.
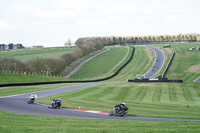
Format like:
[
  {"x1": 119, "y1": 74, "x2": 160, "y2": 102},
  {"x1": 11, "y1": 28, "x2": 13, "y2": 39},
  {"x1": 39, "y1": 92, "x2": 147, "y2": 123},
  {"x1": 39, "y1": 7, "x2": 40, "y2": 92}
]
[{"x1": 64, "y1": 39, "x2": 72, "y2": 47}]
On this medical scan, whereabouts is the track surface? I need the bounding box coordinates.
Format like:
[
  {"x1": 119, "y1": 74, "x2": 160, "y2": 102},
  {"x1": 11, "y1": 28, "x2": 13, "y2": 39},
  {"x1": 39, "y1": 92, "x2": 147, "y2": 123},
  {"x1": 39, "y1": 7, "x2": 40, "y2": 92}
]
[
  {"x1": 0, "y1": 83, "x2": 199, "y2": 121},
  {"x1": 144, "y1": 46, "x2": 165, "y2": 78},
  {"x1": 194, "y1": 76, "x2": 200, "y2": 82}
]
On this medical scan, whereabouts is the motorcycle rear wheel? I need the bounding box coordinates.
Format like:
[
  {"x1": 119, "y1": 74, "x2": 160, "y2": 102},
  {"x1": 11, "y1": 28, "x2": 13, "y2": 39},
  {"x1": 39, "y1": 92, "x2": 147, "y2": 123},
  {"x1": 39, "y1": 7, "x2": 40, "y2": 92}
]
[{"x1": 27, "y1": 100, "x2": 33, "y2": 104}]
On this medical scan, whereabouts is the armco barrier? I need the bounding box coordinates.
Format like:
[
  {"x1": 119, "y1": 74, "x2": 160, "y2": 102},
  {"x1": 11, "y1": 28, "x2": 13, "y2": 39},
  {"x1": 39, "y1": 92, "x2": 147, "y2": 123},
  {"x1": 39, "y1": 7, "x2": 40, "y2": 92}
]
[
  {"x1": 0, "y1": 47, "x2": 135, "y2": 87},
  {"x1": 162, "y1": 52, "x2": 175, "y2": 78},
  {"x1": 127, "y1": 78, "x2": 183, "y2": 83}
]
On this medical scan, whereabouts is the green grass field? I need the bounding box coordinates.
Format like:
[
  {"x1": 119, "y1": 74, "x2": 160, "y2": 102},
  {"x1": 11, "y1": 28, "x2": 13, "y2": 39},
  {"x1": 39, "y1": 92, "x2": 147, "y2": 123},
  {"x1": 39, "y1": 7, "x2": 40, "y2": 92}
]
[
  {"x1": 0, "y1": 83, "x2": 84, "y2": 97},
  {"x1": 38, "y1": 82, "x2": 200, "y2": 120},
  {"x1": 0, "y1": 73, "x2": 69, "y2": 84},
  {"x1": 0, "y1": 47, "x2": 74, "y2": 62},
  {"x1": 1, "y1": 43, "x2": 200, "y2": 132},
  {"x1": 1, "y1": 111, "x2": 200, "y2": 133},
  {"x1": 70, "y1": 46, "x2": 131, "y2": 80}
]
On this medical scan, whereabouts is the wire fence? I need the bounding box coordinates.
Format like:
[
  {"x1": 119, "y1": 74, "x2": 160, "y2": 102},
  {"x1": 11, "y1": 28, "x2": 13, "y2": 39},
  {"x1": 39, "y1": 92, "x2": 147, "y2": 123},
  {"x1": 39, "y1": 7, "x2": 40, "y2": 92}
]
[{"x1": 0, "y1": 70, "x2": 64, "y2": 78}]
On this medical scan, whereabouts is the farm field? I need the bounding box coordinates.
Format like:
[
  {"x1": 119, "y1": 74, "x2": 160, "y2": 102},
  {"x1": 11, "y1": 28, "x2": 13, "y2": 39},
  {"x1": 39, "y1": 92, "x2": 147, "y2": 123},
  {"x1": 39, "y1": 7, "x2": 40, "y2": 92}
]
[{"x1": 0, "y1": 47, "x2": 74, "y2": 62}]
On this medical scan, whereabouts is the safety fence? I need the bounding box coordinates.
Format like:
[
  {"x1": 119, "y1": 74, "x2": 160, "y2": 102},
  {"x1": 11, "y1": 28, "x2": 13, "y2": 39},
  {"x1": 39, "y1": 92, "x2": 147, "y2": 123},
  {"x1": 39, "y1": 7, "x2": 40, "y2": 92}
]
[
  {"x1": 0, "y1": 70, "x2": 64, "y2": 77},
  {"x1": 162, "y1": 52, "x2": 175, "y2": 78},
  {"x1": 127, "y1": 78, "x2": 183, "y2": 83}
]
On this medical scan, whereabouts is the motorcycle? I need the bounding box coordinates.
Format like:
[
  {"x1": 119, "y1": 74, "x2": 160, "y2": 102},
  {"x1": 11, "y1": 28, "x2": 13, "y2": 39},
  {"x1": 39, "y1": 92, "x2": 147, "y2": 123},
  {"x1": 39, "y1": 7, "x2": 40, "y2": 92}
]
[
  {"x1": 109, "y1": 104, "x2": 128, "y2": 117},
  {"x1": 27, "y1": 94, "x2": 37, "y2": 104},
  {"x1": 27, "y1": 98, "x2": 35, "y2": 104},
  {"x1": 49, "y1": 99, "x2": 62, "y2": 109}
]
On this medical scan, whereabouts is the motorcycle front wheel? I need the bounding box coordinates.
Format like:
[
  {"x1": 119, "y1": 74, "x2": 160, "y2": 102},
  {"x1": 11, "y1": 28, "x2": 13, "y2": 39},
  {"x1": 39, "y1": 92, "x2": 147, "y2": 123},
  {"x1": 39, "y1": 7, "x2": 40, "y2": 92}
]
[
  {"x1": 109, "y1": 111, "x2": 113, "y2": 116},
  {"x1": 118, "y1": 110, "x2": 126, "y2": 117}
]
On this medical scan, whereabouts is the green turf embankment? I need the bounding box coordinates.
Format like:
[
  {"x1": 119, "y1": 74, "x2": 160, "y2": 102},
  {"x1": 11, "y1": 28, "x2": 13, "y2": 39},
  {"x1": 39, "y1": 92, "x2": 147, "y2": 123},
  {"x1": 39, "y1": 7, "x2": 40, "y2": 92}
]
[
  {"x1": 0, "y1": 47, "x2": 74, "y2": 62},
  {"x1": 1, "y1": 111, "x2": 200, "y2": 133}
]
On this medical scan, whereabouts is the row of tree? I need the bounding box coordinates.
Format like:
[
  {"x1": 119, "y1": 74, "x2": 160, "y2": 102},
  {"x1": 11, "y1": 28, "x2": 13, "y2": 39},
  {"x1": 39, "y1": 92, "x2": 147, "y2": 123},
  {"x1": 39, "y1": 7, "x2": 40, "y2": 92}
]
[
  {"x1": 0, "y1": 40, "x2": 105, "y2": 76},
  {"x1": 75, "y1": 33, "x2": 200, "y2": 46}
]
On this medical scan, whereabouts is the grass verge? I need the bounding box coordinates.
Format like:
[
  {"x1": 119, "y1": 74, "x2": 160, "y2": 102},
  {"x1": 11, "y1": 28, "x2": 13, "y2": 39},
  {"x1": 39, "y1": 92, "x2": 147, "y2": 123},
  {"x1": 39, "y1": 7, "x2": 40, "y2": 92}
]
[
  {"x1": 1, "y1": 111, "x2": 200, "y2": 133},
  {"x1": 0, "y1": 83, "x2": 83, "y2": 97}
]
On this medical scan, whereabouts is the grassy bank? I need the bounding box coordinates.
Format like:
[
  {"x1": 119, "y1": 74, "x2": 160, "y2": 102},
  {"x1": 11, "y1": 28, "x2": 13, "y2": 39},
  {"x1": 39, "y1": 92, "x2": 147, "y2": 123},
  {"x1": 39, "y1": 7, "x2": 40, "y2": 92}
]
[
  {"x1": 70, "y1": 46, "x2": 131, "y2": 80},
  {"x1": 1, "y1": 111, "x2": 200, "y2": 133},
  {"x1": 109, "y1": 46, "x2": 155, "y2": 81},
  {"x1": 0, "y1": 83, "x2": 83, "y2": 97},
  {"x1": 0, "y1": 73, "x2": 68, "y2": 84},
  {"x1": 0, "y1": 47, "x2": 74, "y2": 62}
]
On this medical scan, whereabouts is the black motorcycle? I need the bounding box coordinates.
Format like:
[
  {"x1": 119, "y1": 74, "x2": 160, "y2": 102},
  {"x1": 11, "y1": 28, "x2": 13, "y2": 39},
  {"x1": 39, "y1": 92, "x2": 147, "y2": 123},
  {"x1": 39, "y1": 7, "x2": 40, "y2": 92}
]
[{"x1": 109, "y1": 104, "x2": 128, "y2": 117}]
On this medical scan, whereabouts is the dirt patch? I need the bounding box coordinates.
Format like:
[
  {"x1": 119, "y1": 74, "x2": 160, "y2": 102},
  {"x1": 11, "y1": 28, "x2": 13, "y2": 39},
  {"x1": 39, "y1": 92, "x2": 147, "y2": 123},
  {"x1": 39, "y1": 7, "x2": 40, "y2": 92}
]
[
  {"x1": 161, "y1": 48, "x2": 172, "y2": 55},
  {"x1": 187, "y1": 64, "x2": 200, "y2": 73},
  {"x1": 145, "y1": 47, "x2": 154, "y2": 61}
]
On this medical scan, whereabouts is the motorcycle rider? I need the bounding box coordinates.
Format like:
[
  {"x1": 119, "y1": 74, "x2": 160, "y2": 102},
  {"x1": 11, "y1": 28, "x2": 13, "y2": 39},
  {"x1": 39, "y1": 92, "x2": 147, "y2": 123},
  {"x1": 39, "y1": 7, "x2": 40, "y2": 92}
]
[
  {"x1": 49, "y1": 98, "x2": 62, "y2": 108},
  {"x1": 29, "y1": 94, "x2": 37, "y2": 103},
  {"x1": 113, "y1": 103, "x2": 127, "y2": 114}
]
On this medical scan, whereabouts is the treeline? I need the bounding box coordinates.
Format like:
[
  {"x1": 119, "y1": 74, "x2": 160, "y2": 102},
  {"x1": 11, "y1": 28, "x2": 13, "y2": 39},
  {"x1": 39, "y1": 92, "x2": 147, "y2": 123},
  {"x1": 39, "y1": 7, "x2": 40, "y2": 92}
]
[
  {"x1": 75, "y1": 33, "x2": 200, "y2": 46},
  {"x1": 0, "y1": 40, "x2": 105, "y2": 76}
]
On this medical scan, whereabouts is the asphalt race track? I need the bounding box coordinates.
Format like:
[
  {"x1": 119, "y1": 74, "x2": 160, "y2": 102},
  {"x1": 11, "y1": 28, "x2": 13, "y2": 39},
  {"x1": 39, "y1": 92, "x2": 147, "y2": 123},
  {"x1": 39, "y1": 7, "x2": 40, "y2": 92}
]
[
  {"x1": 0, "y1": 83, "x2": 199, "y2": 121},
  {"x1": 144, "y1": 46, "x2": 165, "y2": 79},
  {"x1": 194, "y1": 76, "x2": 200, "y2": 82}
]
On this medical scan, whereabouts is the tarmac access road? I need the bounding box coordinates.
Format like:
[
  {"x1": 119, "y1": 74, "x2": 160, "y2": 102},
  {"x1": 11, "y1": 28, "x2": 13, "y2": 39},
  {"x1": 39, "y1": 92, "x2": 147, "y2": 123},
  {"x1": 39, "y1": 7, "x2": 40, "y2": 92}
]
[
  {"x1": 0, "y1": 83, "x2": 199, "y2": 121},
  {"x1": 194, "y1": 76, "x2": 200, "y2": 82},
  {"x1": 144, "y1": 46, "x2": 165, "y2": 79},
  {"x1": 66, "y1": 48, "x2": 110, "y2": 78}
]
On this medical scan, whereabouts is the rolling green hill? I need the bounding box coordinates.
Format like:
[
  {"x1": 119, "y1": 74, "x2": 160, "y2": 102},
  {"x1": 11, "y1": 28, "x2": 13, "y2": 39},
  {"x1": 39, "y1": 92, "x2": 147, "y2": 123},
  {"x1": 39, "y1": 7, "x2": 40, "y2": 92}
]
[
  {"x1": 70, "y1": 46, "x2": 154, "y2": 81},
  {"x1": 1, "y1": 43, "x2": 200, "y2": 133},
  {"x1": 0, "y1": 47, "x2": 74, "y2": 62},
  {"x1": 70, "y1": 46, "x2": 131, "y2": 80}
]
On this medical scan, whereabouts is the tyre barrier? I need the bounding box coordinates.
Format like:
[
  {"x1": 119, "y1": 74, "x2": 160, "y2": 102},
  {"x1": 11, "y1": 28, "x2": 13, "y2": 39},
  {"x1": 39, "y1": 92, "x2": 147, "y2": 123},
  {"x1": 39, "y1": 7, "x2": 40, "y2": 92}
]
[
  {"x1": 0, "y1": 47, "x2": 135, "y2": 87},
  {"x1": 127, "y1": 78, "x2": 183, "y2": 83}
]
